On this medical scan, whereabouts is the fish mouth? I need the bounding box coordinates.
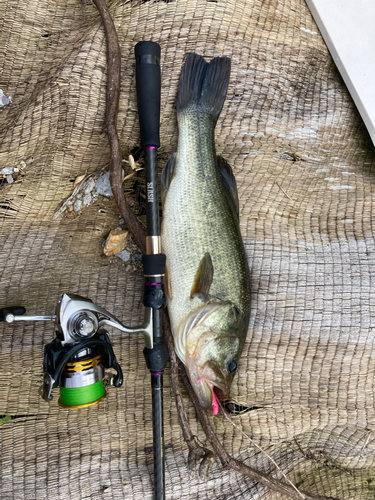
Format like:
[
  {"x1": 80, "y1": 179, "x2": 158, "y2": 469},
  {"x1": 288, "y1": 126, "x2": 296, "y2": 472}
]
[
  {"x1": 213, "y1": 385, "x2": 226, "y2": 400},
  {"x1": 196, "y1": 377, "x2": 228, "y2": 413},
  {"x1": 186, "y1": 357, "x2": 230, "y2": 411}
]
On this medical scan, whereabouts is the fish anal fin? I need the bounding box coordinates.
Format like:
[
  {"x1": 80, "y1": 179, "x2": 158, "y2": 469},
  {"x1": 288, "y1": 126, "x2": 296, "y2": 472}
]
[
  {"x1": 217, "y1": 156, "x2": 239, "y2": 219},
  {"x1": 161, "y1": 152, "x2": 177, "y2": 203},
  {"x1": 190, "y1": 252, "x2": 214, "y2": 301}
]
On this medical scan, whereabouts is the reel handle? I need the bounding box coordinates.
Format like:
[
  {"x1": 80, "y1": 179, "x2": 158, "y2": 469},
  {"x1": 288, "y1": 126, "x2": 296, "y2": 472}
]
[
  {"x1": 135, "y1": 41, "x2": 161, "y2": 149},
  {"x1": 0, "y1": 306, "x2": 26, "y2": 322}
]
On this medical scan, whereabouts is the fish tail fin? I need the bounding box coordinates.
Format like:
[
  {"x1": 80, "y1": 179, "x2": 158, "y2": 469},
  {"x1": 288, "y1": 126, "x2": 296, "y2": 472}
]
[{"x1": 177, "y1": 53, "x2": 231, "y2": 122}]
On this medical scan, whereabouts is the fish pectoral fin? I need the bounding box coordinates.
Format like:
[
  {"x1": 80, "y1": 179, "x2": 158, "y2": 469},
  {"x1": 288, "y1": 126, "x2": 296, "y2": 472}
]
[
  {"x1": 190, "y1": 252, "x2": 214, "y2": 301},
  {"x1": 165, "y1": 261, "x2": 173, "y2": 300},
  {"x1": 216, "y1": 156, "x2": 239, "y2": 219},
  {"x1": 161, "y1": 152, "x2": 177, "y2": 203}
]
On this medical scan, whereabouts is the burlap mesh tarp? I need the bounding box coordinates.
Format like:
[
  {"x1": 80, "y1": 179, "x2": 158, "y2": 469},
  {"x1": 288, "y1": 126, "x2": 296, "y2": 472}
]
[{"x1": 1, "y1": 0, "x2": 375, "y2": 498}]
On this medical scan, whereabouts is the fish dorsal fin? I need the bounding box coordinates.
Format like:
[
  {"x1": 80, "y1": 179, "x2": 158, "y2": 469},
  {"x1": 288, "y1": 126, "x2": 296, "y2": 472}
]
[
  {"x1": 216, "y1": 156, "x2": 239, "y2": 219},
  {"x1": 190, "y1": 252, "x2": 214, "y2": 301},
  {"x1": 161, "y1": 152, "x2": 177, "y2": 203}
]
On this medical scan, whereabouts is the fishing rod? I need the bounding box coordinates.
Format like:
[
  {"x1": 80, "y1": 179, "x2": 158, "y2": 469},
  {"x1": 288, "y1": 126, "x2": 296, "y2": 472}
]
[
  {"x1": 0, "y1": 40, "x2": 167, "y2": 500},
  {"x1": 135, "y1": 40, "x2": 168, "y2": 500}
]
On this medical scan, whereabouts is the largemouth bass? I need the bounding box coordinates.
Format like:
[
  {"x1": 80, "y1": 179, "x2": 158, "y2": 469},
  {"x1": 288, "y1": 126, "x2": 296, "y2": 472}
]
[{"x1": 161, "y1": 53, "x2": 251, "y2": 413}]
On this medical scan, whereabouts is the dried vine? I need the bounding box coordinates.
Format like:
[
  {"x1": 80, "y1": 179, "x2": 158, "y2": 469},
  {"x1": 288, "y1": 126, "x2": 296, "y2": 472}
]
[
  {"x1": 163, "y1": 314, "x2": 337, "y2": 500},
  {"x1": 91, "y1": 0, "x2": 146, "y2": 255},
  {"x1": 91, "y1": 1, "x2": 337, "y2": 499}
]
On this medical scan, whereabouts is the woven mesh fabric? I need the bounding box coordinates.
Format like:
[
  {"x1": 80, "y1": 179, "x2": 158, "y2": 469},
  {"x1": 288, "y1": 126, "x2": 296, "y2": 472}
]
[{"x1": 1, "y1": 0, "x2": 375, "y2": 498}]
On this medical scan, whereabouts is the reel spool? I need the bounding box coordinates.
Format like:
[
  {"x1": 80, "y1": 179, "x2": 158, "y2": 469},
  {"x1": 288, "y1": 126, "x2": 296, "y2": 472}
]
[{"x1": 58, "y1": 350, "x2": 106, "y2": 409}]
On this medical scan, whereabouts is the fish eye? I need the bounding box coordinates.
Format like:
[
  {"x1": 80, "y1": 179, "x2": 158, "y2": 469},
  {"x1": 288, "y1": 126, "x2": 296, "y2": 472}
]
[{"x1": 227, "y1": 360, "x2": 237, "y2": 373}]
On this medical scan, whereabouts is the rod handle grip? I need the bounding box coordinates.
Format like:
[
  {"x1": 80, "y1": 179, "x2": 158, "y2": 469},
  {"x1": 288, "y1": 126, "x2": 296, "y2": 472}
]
[{"x1": 135, "y1": 41, "x2": 161, "y2": 149}]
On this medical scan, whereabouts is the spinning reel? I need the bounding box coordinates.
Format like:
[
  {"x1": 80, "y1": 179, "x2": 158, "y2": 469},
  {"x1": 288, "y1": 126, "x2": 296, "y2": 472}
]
[{"x1": 1, "y1": 293, "x2": 153, "y2": 409}]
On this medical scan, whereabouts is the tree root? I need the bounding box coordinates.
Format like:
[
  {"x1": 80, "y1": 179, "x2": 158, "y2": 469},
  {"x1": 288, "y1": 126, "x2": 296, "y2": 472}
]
[
  {"x1": 163, "y1": 313, "x2": 336, "y2": 499},
  {"x1": 162, "y1": 312, "x2": 216, "y2": 478},
  {"x1": 91, "y1": 0, "x2": 146, "y2": 255}
]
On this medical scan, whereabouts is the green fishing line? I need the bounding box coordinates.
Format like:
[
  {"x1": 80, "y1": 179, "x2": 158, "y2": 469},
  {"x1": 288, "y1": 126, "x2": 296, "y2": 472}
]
[{"x1": 59, "y1": 380, "x2": 105, "y2": 408}]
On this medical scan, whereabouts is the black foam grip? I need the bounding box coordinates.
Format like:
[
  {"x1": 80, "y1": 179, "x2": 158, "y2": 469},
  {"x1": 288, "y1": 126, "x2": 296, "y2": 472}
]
[
  {"x1": 142, "y1": 253, "x2": 166, "y2": 276},
  {"x1": 135, "y1": 41, "x2": 161, "y2": 149}
]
